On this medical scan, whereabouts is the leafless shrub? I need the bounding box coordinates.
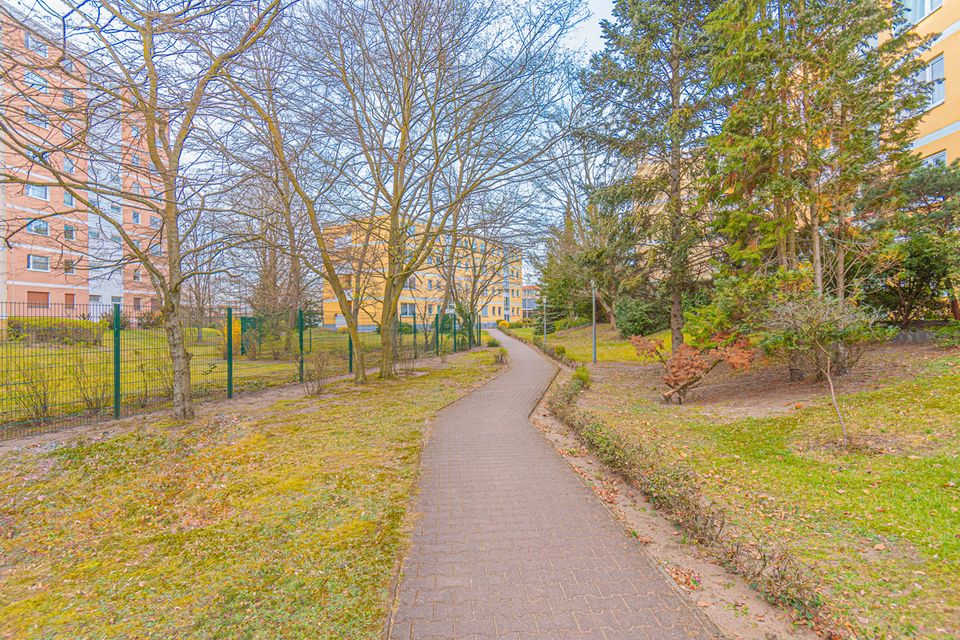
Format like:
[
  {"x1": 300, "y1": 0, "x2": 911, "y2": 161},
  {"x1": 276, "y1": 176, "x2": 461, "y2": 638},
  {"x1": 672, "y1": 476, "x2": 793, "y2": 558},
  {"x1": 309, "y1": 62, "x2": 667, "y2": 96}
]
[
  {"x1": 70, "y1": 354, "x2": 110, "y2": 413},
  {"x1": 13, "y1": 365, "x2": 53, "y2": 422},
  {"x1": 305, "y1": 351, "x2": 331, "y2": 396}
]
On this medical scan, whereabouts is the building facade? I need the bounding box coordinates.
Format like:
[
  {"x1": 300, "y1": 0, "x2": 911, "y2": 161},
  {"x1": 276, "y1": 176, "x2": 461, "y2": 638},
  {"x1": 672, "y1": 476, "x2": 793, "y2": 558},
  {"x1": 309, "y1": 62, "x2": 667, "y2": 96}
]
[
  {"x1": 0, "y1": 5, "x2": 161, "y2": 317},
  {"x1": 910, "y1": 1, "x2": 959, "y2": 165},
  {"x1": 321, "y1": 222, "x2": 523, "y2": 330},
  {"x1": 522, "y1": 285, "x2": 539, "y2": 319}
]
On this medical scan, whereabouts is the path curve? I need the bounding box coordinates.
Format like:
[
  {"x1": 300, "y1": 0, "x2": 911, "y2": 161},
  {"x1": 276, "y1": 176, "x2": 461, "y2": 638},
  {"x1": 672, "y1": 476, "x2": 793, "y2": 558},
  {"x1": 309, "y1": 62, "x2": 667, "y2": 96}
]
[{"x1": 388, "y1": 329, "x2": 722, "y2": 639}]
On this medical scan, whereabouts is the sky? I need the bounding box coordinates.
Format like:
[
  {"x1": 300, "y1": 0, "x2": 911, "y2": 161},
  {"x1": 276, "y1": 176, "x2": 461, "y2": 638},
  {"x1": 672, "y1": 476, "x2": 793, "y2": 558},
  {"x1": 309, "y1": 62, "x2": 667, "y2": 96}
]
[{"x1": 566, "y1": 0, "x2": 613, "y2": 56}]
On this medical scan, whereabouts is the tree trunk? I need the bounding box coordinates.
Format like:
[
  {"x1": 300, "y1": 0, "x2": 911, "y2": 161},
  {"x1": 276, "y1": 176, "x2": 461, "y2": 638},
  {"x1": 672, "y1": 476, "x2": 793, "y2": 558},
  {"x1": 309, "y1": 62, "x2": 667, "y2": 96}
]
[
  {"x1": 670, "y1": 291, "x2": 684, "y2": 355},
  {"x1": 380, "y1": 316, "x2": 395, "y2": 378},
  {"x1": 811, "y1": 203, "x2": 823, "y2": 297},
  {"x1": 163, "y1": 304, "x2": 194, "y2": 420}
]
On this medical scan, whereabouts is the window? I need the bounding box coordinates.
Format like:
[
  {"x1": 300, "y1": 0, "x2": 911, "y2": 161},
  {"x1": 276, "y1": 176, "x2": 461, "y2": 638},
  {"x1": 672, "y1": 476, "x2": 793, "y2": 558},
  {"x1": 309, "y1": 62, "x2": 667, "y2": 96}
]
[
  {"x1": 63, "y1": 58, "x2": 74, "y2": 73},
  {"x1": 132, "y1": 211, "x2": 141, "y2": 224},
  {"x1": 64, "y1": 157, "x2": 75, "y2": 174},
  {"x1": 26, "y1": 108, "x2": 49, "y2": 128},
  {"x1": 150, "y1": 216, "x2": 161, "y2": 229},
  {"x1": 400, "y1": 302, "x2": 416, "y2": 316},
  {"x1": 923, "y1": 151, "x2": 948, "y2": 167},
  {"x1": 25, "y1": 184, "x2": 48, "y2": 200},
  {"x1": 64, "y1": 191, "x2": 75, "y2": 207},
  {"x1": 110, "y1": 232, "x2": 121, "y2": 244},
  {"x1": 26, "y1": 219, "x2": 49, "y2": 236},
  {"x1": 110, "y1": 202, "x2": 121, "y2": 214},
  {"x1": 64, "y1": 259, "x2": 76, "y2": 274},
  {"x1": 24, "y1": 33, "x2": 47, "y2": 57},
  {"x1": 482, "y1": 305, "x2": 488, "y2": 317},
  {"x1": 63, "y1": 90, "x2": 74, "y2": 106},
  {"x1": 150, "y1": 244, "x2": 161, "y2": 256},
  {"x1": 132, "y1": 184, "x2": 141, "y2": 195},
  {"x1": 133, "y1": 269, "x2": 142, "y2": 282},
  {"x1": 27, "y1": 291, "x2": 50, "y2": 308},
  {"x1": 131, "y1": 154, "x2": 141, "y2": 167},
  {"x1": 133, "y1": 297, "x2": 142, "y2": 311},
  {"x1": 921, "y1": 55, "x2": 945, "y2": 109},
  {"x1": 89, "y1": 229, "x2": 100, "y2": 239},
  {"x1": 89, "y1": 295, "x2": 101, "y2": 303},
  {"x1": 63, "y1": 123, "x2": 74, "y2": 138},
  {"x1": 27, "y1": 254, "x2": 50, "y2": 272},
  {"x1": 25, "y1": 71, "x2": 47, "y2": 92},
  {"x1": 131, "y1": 125, "x2": 140, "y2": 138},
  {"x1": 427, "y1": 304, "x2": 434, "y2": 314},
  {"x1": 64, "y1": 293, "x2": 75, "y2": 309},
  {"x1": 64, "y1": 225, "x2": 76, "y2": 240},
  {"x1": 111, "y1": 296, "x2": 122, "y2": 304},
  {"x1": 907, "y1": 0, "x2": 942, "y2": 24},
  {"x1": 427, "y1": 279, "x2": 433, "y2": 290}
]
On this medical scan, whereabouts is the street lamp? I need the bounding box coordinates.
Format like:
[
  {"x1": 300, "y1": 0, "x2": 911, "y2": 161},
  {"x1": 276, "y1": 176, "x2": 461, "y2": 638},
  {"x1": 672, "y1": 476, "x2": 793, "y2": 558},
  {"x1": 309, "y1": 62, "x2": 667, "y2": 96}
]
[{"x1": 591, "y1": 280, "x2": 597, "y2": 364}]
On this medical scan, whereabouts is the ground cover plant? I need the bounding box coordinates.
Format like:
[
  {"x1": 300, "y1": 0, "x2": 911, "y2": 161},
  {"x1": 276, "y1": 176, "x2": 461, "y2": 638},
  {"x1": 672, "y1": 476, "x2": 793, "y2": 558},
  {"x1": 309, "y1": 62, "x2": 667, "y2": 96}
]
[
  {"x1": 0, "y1": 349, "x2": 500, "y2": 638},
  {"x1": 569, "y1": 346, "x2": 960, "y2": 638}
]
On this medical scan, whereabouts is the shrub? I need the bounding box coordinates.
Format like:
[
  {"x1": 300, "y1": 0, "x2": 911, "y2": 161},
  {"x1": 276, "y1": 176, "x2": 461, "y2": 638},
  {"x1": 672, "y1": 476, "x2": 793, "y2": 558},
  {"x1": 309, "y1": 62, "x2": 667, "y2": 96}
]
[
  {"x1": 486, "y1": 337, "x2": 501, "y2": 348},
  {"x1": 632, "y1": 335, "x2": 755, "y2": 404},
  {"x1": 934, "y1": 321, "x2": 960, "y2": 347},
  {"x1": 553, "y1": 317, "x2": 586, "y2": 332},
  {"x1": 494, "y1": 347, "x2": 508, "y2": 365},
  {"x1": 571, "y1": 365, "x2": 591, "y2": 389},
  {"x1": 509, "y1": 321, "x2": 526, "y2": 328},
  {"x1": 7, "y1": 316, "x2": 105, "y2": 345},
  {"x1": 614, "y1": 297, "x2": 668, "y2": 337},
  {"x1": 554, "y1": 345, "x2": 566, "y2": 357},
  {"x1": 497, "y1": 320, "x2": 510, "y2": 329}
]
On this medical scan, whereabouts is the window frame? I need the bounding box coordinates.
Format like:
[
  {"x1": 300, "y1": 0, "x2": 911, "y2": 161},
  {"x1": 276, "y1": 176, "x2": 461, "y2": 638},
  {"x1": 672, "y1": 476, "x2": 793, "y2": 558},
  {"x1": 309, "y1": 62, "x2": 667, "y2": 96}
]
[
  {"x1": 27, "y1": 254, "x2": 51, "y2": 272},
  {"x1": 26, "y1": 219, "x2": 49, "y2": 236}
]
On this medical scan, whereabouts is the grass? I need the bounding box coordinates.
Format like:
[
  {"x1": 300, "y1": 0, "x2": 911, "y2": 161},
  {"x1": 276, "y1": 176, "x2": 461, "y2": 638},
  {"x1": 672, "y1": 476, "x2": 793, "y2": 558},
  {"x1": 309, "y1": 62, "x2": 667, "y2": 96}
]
[
  {"x1": 0, "y1": 326, "x2": 415, "y2": 435},
  {"x1": 0, "y1": 349, "x2": 501, "y2": 638},
  {"x1": 582, "y1": 353, "x2": 960, "y2": 638},
  {"x1": 511, "y1": 323, "x2": 670, "y2": 363}
]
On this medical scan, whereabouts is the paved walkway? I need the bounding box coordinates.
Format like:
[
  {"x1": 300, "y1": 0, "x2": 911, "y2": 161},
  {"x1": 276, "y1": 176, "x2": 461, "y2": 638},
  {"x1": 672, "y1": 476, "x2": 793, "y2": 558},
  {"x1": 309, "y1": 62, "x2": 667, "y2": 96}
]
[{"x1": 389, "y1": 330, "x2": 722, "y2": 640}]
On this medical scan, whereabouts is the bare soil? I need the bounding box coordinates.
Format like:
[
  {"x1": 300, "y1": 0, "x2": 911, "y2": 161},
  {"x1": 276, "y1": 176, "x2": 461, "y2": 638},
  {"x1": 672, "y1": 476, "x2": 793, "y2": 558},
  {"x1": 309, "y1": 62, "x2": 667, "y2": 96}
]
[{"x1": 582, "y1": 343, "x2": 949, "y2": 422}]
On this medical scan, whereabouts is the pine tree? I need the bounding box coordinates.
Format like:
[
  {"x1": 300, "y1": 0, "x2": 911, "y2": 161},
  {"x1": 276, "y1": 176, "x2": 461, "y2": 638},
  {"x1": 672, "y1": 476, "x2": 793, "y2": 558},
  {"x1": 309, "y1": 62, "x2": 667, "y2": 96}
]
[
  {"x1": 706, "y1": 0, "x2": 929, "y2": 297},
  {"x1": 582, "y1": 0, "x2": 725, "y2": 352}
]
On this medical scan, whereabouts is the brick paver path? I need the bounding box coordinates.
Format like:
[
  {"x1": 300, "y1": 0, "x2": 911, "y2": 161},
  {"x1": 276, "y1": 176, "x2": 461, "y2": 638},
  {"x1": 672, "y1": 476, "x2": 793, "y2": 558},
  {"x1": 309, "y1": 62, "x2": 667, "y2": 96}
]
[{"x1": 388, "y1": 330, "x2": 722, "y2": 640}]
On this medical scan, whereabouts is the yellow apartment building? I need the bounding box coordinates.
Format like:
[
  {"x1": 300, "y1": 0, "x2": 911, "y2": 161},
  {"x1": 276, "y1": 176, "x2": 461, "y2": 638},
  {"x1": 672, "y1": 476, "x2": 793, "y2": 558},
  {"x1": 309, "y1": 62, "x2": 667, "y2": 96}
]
[
  {"x1": 910, "y1": 1, "x2": 959, "y2": 165},
  {"x1": 320, "y1": 221, "x2": 523, "y2": 331}
]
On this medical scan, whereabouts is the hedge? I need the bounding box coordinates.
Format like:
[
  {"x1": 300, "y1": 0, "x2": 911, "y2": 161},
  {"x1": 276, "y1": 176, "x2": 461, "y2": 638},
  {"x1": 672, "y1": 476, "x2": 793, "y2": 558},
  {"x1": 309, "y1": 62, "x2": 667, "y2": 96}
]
[{"x1": 6, "y1": 316, "x2": 105, "y2": 345}]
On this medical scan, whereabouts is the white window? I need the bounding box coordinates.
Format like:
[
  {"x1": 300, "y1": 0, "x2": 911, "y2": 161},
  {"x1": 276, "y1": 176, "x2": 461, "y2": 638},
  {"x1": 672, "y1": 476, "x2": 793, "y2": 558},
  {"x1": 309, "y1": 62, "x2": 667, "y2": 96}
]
[
  {"x1": 26, "y1": 108, "x2": 49, "y2": 128},
  {"x1": 131, "y1": 125, "x2": 140, "y2": 138},
  {"x1": 63, "y1": 58, "x2": 74, "y2": 73},
  {"x1": 111, "y1": 296, "x2": 122, "y2": 304},
  {"x1": 64, "y1": 191, "x2": 74, "y2": 206},
  {"x1": 89, "y1": 295, "x2": 101, "y2": 303},
  {"x1": 110, "y1": 202, "x2": 121, "y2": 214},
  {"x1": 25, "y1": 184, "x2": 48, "y2": 200},
  {"x1": 89, "y1": 229, "x2": 100, "y2": 239},
  {"x1": 110, "y1": 232, "x2": 122, "y2": 243},
  {"x1": 133, "y1": 268, "x2": 142, "y2": 282},
  {"x1": 921, "y1": 55, "x2": 945, "y2": 109},
  {"x1": 923, "y1": 151, "x2": 948, "y2": 167},
  {"x1": 132, "y1": 211, "x2": 141, "y2": 224},
  {"x1": 150, "y1": 216, "x2": 161, "y2": 229},
  {"x1": 131, "y1": 154, "x2": 141, "y2": 167},
  {"x1": 26, "y1": 219, "x2": 49, "y2": 235},
  {"x1": 64, "y1": 259, "x2": 76, "y2": 274},
  {"x1": 907, "y1": 0, "x2": 942, "y2": 24},
  {"x1": 64, "y1": 157, "x2": 75, "y2": 174},
  {"x1": 400, "y1": 302, "x2": 416, "y2": 316},
  {"x1": 24, "y1": 33, "x2": 47, "y2": 57},
  {"x1": 27, "y1": 254, "x2": 50, "y2": 271},
  {"x1": 25, "y1": 71, "x2": 47, "y2": 93},
  {"x1": 64, "y1": 225, "x2": 76, "y2": 240},
  {"x1": 63, "y1": 90, "x2": 74, "y2": 107},
  {"x1": 150, "y1": 244, "x2": 161, "y2": 256},
  {"x1": 132, "y1": 184, "x2": 141, "y2": 195}
]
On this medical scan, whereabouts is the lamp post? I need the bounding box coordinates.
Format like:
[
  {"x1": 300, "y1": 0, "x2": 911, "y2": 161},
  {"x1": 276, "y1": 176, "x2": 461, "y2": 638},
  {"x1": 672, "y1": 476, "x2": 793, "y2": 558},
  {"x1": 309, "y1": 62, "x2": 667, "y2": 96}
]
[
  {"x1": 591, "y1": 280, "x2": 597, "y2": 364},
  {"x1": 542, "y1": 296, "x2": 547, "y2": 346}
]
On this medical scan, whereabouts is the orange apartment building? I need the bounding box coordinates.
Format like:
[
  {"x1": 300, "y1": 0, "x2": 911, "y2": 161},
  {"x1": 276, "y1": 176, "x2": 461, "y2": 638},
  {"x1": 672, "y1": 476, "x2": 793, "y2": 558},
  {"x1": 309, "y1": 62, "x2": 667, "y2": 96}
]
[{"x1": 0, "y1": 3, "x2": 161, "y2": 318}]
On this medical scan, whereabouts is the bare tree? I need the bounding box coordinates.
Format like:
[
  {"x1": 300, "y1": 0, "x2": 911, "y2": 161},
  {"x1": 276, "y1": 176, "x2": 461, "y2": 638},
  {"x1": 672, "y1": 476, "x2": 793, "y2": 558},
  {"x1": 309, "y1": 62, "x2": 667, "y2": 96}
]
[{"x1": 0, "y1": 0, "x2": 282, "y2": 418}]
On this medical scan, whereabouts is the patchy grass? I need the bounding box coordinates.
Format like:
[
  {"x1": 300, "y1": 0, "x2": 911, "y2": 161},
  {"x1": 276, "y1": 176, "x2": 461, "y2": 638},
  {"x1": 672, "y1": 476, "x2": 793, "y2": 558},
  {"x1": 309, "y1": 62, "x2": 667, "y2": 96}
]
[
  {"x1": 0, "y1": 350, "x2": 500, "y2": 638},
  {"x1": 512, "y1": 324, "x2": 669, "y2": 363},
  {"x1": 581, "y1": 351, "x2": 960, "y2": 638}
]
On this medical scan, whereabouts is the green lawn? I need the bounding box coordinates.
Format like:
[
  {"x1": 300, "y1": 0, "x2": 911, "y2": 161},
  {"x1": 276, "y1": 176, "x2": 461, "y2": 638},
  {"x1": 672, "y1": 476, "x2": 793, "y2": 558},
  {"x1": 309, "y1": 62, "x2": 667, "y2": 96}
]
[
  {"x1": 0, "y1": 327, "x2": 411, "y2": 435},
  {"x1": 511, "y1": 323, "x2": 669, "y2": 363},
  {"x1": 0, "y1": 349, "x2": 501, "y2": 638},
  {"x1": 580, "y1": 354, "x2": 960, "y2": 638}
]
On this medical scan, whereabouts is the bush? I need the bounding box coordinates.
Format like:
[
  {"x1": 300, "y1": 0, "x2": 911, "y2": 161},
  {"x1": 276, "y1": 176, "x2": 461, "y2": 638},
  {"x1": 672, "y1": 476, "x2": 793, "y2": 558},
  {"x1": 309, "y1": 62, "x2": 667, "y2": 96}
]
[
  {"x1": 554, "y1": 345, "x2": 566, "y2": 357},
  {"x1": 494, "y1": 347, "x2": 508, "y2": 365},
  {"x1": 497, "y1": 320, "x2": 510, "y2": 329},
  {"x1": 486, "y1": 337, "x2": 501, "y2": 347},
  {"x1": 7, "y1": 316, "x2": 105, "y2": 345},
  {"x1": 614, "y1": 297, "x2": 669, "y2": 337},
  {"x1": 553, "y1": 317, "x2": 586, "y2": 332},
  {"x1": 509, "y1": 321, "x2": 526, "y2": 328},
  {"x1": 571, "y1": 365, "x2": 591, "y2": 389},
  {"x1": 934, "y1": 321, "x2": 960, "y2": 347}
]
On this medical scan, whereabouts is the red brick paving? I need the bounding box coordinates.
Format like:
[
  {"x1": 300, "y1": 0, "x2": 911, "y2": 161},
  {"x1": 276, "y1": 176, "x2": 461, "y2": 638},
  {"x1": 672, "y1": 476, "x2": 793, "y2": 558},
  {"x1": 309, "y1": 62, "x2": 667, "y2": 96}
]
[{"x1": 388, "y1": 330, "x2": 722, "y2": 639}]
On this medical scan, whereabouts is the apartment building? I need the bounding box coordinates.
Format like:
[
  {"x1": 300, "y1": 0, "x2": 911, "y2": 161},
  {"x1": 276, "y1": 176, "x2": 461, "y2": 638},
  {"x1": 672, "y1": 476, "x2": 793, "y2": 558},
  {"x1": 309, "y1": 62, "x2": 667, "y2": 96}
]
[
  {"x1": 522, "y1": 285, "x2": 540, "y2": 319},
  {"x1": 910, "y1": 1, "x2": 959, "y2": 165},
  {"x1": 320, "y1": 221, "x2": 523, "y2": 330},
  {"x1": 0, "y1": 4, "x2": 161, "y2": 317}
]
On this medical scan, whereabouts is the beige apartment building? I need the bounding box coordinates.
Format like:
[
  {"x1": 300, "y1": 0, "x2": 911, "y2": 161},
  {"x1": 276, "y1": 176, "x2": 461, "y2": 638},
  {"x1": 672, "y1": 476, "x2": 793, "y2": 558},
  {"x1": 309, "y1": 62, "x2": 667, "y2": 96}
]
[
  {"x1": 909, "y1": 1, "x2": 960, "y2": 165},
  {"x1": 0, "y1": 3, "x2": 161, "y2": 317}
]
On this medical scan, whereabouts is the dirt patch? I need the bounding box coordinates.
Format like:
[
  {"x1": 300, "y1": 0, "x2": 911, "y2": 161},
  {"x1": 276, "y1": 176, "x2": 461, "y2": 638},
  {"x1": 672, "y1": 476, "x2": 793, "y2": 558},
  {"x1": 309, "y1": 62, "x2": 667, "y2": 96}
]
[
  {"x1": 531, "y1": 403, "x2": 819, "y2": 640},
  {"x1": 585, "y1": 343, "x2": 948, "y2": 422}
]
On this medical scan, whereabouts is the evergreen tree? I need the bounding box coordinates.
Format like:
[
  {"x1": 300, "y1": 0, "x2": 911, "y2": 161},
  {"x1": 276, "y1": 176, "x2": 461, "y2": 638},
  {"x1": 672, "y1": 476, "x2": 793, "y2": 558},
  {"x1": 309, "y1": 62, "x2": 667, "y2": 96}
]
[
  {"x1": 706, "y1": 0, "x2": 929, "y2": 298},
  {"x1": 582, "y1": 0, "x2": 725, "y2": 352}
]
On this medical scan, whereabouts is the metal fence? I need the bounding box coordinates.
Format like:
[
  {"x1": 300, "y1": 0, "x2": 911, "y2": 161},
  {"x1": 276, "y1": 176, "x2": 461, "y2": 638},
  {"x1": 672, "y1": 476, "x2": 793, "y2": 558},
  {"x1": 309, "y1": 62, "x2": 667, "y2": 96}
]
[{"x1": 0, "y1": 302, "x2": 483, "y2": 441}]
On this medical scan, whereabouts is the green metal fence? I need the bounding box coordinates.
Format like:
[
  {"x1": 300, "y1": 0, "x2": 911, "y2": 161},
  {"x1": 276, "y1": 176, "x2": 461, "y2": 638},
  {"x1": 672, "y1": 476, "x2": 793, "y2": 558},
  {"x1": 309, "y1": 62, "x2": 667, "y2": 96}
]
[{"x1": 0, "y1": 302, "x2": 484, "y2": 441}]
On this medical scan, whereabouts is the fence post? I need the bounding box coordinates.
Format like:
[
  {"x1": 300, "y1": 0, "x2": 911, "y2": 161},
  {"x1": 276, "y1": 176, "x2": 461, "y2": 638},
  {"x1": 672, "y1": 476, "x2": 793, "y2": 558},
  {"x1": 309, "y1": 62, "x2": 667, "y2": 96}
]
[
  {"x1": 348, "y1": 333, "x2": 353, "y2": 373},
  {"x1": 298, "y1": 308, "x2": 305, "y2": 383},
  {"x1": 476, "y1": 312, "x2": 481, "y2": 344},
  {"x1": 434, "y1": 313, "x2": 439, "y2": 355},
  {"x1": 112, "y1": 303, "x2": 121, "y2": 419},
  {"x1": 226, "y1": 307, "x2": 234, "y2": 398},
  {"x1": 412, "y1": 314, "x2": 418, "y2": 359},
  {"x1": 452, "y1": 315, "x2": 457, "y2": 352}
]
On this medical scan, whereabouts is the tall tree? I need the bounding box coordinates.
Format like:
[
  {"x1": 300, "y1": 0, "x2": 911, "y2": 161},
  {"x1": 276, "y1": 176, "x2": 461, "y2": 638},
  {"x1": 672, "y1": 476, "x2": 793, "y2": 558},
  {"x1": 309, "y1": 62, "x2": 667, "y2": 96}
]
[{"x1": 582, "y1": 0, "x2": 724, "y2": 352}]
